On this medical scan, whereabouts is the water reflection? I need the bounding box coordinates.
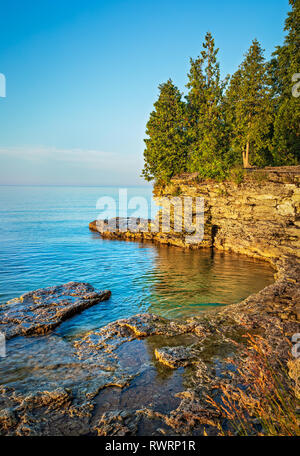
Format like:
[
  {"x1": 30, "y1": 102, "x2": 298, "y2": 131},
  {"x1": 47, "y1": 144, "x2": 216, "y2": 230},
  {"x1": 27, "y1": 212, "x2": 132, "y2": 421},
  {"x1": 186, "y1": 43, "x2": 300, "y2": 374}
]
[{"x1": 136, "y1": 245, "x2": 274, "y2": 319}]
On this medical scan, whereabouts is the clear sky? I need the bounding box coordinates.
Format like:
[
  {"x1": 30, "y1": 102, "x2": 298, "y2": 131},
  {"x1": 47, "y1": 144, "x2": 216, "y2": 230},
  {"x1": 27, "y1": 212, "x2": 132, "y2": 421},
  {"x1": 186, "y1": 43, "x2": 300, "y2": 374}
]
[{"x1": 0, "y1": 0, "x2": 290, "y2": 186}]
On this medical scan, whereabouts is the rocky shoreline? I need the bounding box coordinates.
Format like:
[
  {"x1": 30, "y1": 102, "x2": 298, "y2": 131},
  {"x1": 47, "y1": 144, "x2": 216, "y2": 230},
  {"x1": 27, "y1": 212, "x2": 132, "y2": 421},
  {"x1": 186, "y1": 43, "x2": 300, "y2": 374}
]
[
  {"x1": 0, "y1": 282, "x2": 111, "y2": 340},
  {"x1": 87, "y1": 167, "x2": 300, "y2": 434},
  {"x1": 0, "y1": 254, "x2": 298, "y2": 435},
  {"x1": 0, "y1": 167, "x2": 299, "y2": 436},
  {"x1": 90, "y1": 166, "x2": 300, "y2": 260}
]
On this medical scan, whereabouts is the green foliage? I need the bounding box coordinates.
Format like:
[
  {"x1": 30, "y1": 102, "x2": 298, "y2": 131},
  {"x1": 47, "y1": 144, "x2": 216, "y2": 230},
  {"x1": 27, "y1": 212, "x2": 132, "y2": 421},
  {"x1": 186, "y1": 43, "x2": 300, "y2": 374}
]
[
  {"x1": 225, "y1": 40, "x2": 273, "y2": 168},
  {"x1": 171, "y1": 185, "x2": 182, "y2": 196},
  {"x1": 186, "y1": 32, "x2": 229, "y2": 177},
  {"x1": 141, "y1": 79, "x2": 188, "y2": 182},
  {"x1": 229, "y1": 166, "x2": 245, "y2": 185},
  {"x1": 268, "y1": 0, "x2": 300, "y2": 164},
  {"x1": 142, "y1": 1, "x2": 299, "y2": 183}
]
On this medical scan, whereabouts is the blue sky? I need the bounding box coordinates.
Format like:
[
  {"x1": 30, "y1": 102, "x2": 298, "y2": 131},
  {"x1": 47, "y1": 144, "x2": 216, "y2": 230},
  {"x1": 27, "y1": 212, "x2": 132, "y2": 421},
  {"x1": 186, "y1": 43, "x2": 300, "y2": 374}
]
[{"x1": 0, "y1": 0, "x2": 290, "y2": 185}]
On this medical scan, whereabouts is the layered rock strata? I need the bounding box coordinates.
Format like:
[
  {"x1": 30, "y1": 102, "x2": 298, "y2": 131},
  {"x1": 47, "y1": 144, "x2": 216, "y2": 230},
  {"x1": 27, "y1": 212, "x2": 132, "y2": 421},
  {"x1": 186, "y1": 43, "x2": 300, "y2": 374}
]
[
  {"x1": 90, "y1": 166, "x2": 300, "y2": 261},
  {"x1": 0, "y1": 282, "x2": 111, "y2": 339},
  {"x1": 0, "y1": 167, "x2": 299, "y2": 435}
]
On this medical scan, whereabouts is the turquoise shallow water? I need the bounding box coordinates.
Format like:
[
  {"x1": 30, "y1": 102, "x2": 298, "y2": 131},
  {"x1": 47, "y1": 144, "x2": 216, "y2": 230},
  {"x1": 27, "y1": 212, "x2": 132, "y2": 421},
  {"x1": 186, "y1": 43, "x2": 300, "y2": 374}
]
[{"x1": 0, "y1": 186, "x2": 274, "y2": 337}]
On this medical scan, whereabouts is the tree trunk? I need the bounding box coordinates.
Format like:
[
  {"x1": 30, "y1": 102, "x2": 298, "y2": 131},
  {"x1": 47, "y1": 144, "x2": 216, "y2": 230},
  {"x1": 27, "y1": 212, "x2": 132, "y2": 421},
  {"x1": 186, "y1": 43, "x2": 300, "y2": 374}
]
[{"x1": 243, "y1": 141, "x2": 250, "y2": 168}]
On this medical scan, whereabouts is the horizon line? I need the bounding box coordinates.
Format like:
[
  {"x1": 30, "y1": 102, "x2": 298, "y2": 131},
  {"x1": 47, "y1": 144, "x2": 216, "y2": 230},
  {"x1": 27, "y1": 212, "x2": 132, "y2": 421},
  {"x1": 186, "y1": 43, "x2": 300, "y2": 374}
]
[{"x1": 0, "y1": 184, "x2": 153, "y2": 188}]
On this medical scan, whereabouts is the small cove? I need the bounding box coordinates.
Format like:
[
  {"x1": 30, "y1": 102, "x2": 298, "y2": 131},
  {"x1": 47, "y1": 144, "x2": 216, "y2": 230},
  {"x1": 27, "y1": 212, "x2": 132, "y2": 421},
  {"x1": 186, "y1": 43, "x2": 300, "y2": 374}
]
[
  {"x1": 0, "y1": 186, "x2": 275, "y2": 404},
  {"x1": 0, "y1": 186, "x2": 274, "y2": 339}
]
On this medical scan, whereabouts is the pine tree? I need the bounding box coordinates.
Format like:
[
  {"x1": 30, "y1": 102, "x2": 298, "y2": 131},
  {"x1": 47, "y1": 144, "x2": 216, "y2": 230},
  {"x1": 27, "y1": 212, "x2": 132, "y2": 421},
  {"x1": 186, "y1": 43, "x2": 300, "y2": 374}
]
[
  {"x1": 225, "y1": 40, "x2": 273, "y2": 168},
  {"x1": 186, "y1": 32, "x2": 228, "y2": 178},
  {"x1": 141, "y1": 79, "x2": 188, "y2": 182},
  {"x1": 268, "y1": 0, "x2": 300, "y2": 164}
]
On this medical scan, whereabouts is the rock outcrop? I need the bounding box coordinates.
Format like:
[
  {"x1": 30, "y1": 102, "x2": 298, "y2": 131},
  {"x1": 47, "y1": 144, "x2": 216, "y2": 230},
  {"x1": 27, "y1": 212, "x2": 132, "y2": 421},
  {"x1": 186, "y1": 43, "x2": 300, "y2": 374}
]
[
  {"x1": 0, "y1": 257, "x2": 298, "y2": 435},
  {"x1": 1, "y1": 166, "x2": 299, "y2": 436},
  {"x1": 86, "y1": 166, "x2": 300, "y2": 436},
  {"x1": 0, "y1": 282, "x2": 111, "y2": 339},
  {"x1": 90, "y1": 166, "x2": 300, "y2": 261}
]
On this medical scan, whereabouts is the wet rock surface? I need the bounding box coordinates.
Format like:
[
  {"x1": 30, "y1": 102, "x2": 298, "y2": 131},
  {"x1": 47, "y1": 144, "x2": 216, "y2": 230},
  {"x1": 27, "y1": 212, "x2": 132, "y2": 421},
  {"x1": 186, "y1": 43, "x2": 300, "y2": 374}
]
[
  {"x1": 0, "y1": 282, "x2": 111, "y2": 339},
  {"x1": 154, "y1": 346, "x2": 199, "y2": 368},
  {"x1": 90, "y1": 166, "x2": 300, "y2": 259},
  {"x1": 0, "y1": 255, "x2": 299, "y2": 435},
  {"x1": 0, "y1": 314, "x2": 195, "y2": 435},
  {"x1": 1, "y1": 167, "x2": 299, "y2": 435}
]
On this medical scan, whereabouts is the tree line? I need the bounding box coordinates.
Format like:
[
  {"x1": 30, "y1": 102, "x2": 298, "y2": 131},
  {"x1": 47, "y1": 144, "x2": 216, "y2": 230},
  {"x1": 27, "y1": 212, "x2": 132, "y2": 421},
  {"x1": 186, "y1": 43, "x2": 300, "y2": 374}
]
[{"x1": 142, "y1": 0, "x2": 299, "y2": 183}]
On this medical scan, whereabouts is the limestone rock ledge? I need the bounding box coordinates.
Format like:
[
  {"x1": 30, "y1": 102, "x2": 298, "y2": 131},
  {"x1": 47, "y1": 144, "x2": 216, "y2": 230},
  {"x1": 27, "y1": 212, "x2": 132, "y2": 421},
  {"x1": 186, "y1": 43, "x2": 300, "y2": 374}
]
[
  {"x1": 90, "y1": 166, "x2": 300, "y2": 261},
  {"x1": 0, "y1": 255, "x2": 299, "y2": 436},
  {"x1": 1, "y1": 167, "x2": 299, "y2": 436},
  {"x1": 0, "y1": 282, "x2": 111, "y2": 339},
  {"x1": 84, "y1": 167, "x2": 300, "y2": 436}
]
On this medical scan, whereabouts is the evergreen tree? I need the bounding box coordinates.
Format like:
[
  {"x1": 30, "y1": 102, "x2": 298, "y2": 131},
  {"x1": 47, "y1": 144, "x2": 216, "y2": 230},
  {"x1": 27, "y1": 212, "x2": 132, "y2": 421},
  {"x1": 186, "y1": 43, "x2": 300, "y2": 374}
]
[
  {"x1": 186, "y1": 32, "x2": 228, "y2": 178},
  {"x1": 141, "y1": 79, "x2": 188, "y2": 182},
  {"x1": 268, "y1": 0, "x2": 300, "y2": 164},
  {"x1": 225, "y1": 40, "x2": 273, "y2": 168},
  {"x1": 141, "y1": 5, "x2": 299, "y2": 185}
]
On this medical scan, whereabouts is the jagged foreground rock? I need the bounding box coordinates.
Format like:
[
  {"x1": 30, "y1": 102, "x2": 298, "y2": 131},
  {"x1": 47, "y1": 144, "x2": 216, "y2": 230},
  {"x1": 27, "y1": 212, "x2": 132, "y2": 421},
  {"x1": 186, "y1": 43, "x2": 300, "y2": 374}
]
[
  {"x1": 0, "y1": 282, "x2": 111, "y2": 339},
  {"x1": 0, "y1": 256, "x2": 299, "y2": 435},
  {"x1": 0, "y1": 167, "x2": 299, "y2": 435},
  {"x1": 87, "y1": 167, "x2": 300, "y2": 435}
]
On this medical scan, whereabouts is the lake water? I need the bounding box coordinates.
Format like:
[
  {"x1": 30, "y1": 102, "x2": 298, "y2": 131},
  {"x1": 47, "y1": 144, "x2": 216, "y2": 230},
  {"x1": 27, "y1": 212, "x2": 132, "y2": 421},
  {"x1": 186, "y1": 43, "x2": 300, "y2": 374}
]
[{"x1": 0, "y1": 186, "x2": 274, "y2": 337}]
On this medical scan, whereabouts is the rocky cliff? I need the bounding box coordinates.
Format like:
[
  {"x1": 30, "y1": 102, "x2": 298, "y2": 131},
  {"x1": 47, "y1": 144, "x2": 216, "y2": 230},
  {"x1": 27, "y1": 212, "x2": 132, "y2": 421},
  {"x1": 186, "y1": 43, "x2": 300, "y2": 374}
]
[
  {"x1": 90, "y1": 166, "x2": 300, "y2": 263},
  {"x1": 1, "y1": 167, "x2": 299, "y2": 436},
  {"x1": 155, "y1": 166, "x2": 300, "y2": 260}
]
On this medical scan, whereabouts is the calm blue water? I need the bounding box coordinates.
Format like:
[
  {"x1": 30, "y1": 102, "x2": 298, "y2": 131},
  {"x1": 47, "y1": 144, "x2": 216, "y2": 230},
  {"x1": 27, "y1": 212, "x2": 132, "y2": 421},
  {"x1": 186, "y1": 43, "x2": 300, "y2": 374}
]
[{"x1": 0, "y1": 186, "x2": 274, "y2": 337}]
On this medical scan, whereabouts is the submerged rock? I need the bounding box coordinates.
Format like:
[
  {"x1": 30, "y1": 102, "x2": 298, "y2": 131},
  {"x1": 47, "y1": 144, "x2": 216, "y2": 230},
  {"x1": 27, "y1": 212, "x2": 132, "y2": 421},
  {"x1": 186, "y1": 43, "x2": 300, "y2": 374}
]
[
  {"x1": 0, "y1": 257, "x2": 299, "y2": 436},
  {"x1": 0, "y1": 282, "x2": 111, "y2": 339},
  {"x1": 154, "y1": 346, "x2": 199, "y2": 368}
]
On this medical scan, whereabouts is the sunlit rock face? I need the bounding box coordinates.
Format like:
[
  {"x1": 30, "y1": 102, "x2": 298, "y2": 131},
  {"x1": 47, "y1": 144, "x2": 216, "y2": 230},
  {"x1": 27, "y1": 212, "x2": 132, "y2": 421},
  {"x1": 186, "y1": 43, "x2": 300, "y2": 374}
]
[
  {"x1": 85, "y1": 167, "x2": 300, "y2": 436},
  {"x1": 0, "y1": 282, "x2": 111, "y2": 339},
  {"x1": 90, "y1": 166, "x2": 300, "y2": 261},
  {"x1": 154, "y1": 166, "x2": 300, "y2": 260},
  {"x1": 0, "y1": 167, "x2": 299, "y2": 436}
]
